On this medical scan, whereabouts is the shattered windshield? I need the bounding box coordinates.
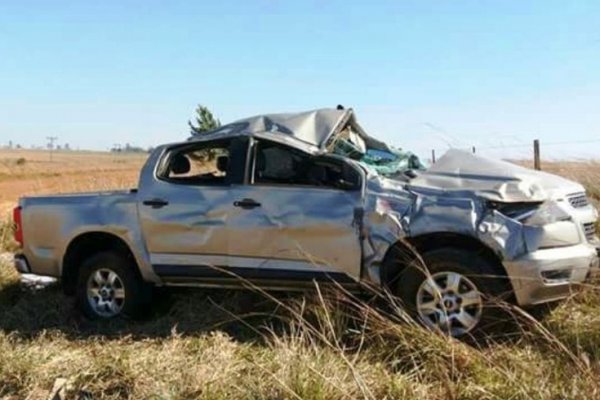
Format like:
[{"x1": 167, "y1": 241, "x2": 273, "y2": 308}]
[
  {"x1": 330, "y1": 127, "x2": 425, "y2": 178},
  {"x1": 360, "y1": 147, "x2": 425, "y2": 177}
]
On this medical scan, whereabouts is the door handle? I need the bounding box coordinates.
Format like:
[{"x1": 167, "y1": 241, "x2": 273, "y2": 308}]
[
  {"x1": 143, "y1": 198, "x2": 169, "y2": 209},
  {"x1": 233, "y1": 198, "x2": 261, "y2": 209}
]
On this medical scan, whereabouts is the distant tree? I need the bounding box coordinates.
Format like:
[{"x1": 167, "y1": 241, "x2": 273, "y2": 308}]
[
  {"x1": 117, "y1": 143, "x2": 146, "y2": 153},
  {"x1": 188, "y1": 104, "x2": 220, "y2": 135}
]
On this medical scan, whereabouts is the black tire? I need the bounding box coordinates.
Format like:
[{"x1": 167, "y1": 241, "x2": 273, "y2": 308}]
[
  {"x1": 393, "y1": 248, "x2": 512, "y2": 337},
  {"x1": 76, "y1": 251, "x2": 151, "y2": 320},
  {"x1": 526, "y1": 301, "x2": 561, "y2": 321}
]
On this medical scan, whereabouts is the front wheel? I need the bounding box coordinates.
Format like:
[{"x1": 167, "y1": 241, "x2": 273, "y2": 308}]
[
  {"x1": 395, "y1": 248, "x2": 512, "y2": 337},
  {"x1": 76, "y1": 251, "x2": 151, "y2": 319}
]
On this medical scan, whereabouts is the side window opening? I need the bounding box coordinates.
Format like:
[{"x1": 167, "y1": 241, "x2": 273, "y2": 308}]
[
  {"x1": 159, "y1": 140, "x2": 234, "y2": 185},
  {"x1": 253, "y1": 141, "x2": 360, "y2": 190}
]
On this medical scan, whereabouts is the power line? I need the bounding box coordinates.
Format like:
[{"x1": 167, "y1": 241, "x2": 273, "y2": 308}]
[
  {"x1": 478, "y1": 138, "x2": 600, "y2": 150},
  {"x1": 46, "y1": 136, "x2": 58, "y2": 161}
]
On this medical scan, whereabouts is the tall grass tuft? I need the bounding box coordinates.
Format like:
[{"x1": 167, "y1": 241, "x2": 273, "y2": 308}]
[{"x1": 0, "y1": 216, "x2": 18, "y2": 253}]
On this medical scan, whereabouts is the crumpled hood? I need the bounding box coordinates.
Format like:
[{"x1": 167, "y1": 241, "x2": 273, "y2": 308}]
[{"x1": 408, "y1": 149, "x2": 584, "y2": 202}]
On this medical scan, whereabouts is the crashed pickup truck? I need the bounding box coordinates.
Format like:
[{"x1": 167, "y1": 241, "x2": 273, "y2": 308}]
[{"x1": 13, "y1": 108, "x2": 600, "y2": 336}]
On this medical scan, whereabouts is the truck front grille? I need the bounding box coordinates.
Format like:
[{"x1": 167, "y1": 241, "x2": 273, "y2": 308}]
[
  {"x1": 567, "y1": 192, "x2": 590, "y2": 208},
  {"x1": 583, "y1": 222, "x2": 597, "y2": 242}
]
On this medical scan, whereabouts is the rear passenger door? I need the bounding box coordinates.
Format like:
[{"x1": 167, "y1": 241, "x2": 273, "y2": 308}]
[
  {"x1": 227, "y1": 139, "x2": 364, "y2": 281},
  {"x1": 137, "y1": 137, "x2": 249, "y2": 276}
]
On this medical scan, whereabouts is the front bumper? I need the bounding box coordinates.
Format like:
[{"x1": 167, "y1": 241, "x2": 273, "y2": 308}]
[{"x1": 504, "y1": 243, "x2": 600, "y2": 306}]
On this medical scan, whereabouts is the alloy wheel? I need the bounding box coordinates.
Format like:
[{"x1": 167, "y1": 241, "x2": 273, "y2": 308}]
[
  {"x1": 416, "y1": 271, "x2": 483, "y2": 336},
  {"x1": 86, "y1": 268, "x2": 126, "y2": 318}
]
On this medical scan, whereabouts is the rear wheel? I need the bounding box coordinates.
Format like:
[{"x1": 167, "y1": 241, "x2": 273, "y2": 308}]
[
  {"x1": 394, "y1": 248, "x2": 511, "y2": 337},
  {"x1": 76, "y1": 251, "x2": 151, "y2": 319}
]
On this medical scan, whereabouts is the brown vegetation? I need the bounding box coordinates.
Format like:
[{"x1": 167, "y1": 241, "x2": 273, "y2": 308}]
[{"x1": 0, "y1": 149, "x2": 145, "y2": 217}]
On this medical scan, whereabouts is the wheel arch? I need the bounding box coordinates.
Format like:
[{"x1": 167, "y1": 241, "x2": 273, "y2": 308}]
[
  {"x1": 381, "y1": 232, "x2": 507, "y2": 286},
  {"x1": 62, "y1": 231, "x2": 140, "y2": 295}
]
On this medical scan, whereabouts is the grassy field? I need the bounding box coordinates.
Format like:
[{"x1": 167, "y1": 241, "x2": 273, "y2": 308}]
[
  {"x1": 0, "y1": 149, "x2": 146, "y2": 217},
  {"x1": 1, "y1": 149, "x2": 600, "y2": 399}
]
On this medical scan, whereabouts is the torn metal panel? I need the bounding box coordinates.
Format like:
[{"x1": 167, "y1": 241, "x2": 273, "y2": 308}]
[
  {"x1": 477, "y1": 210, "x2": 527, "y2": 260},
  {"x1": 362, "y1": 176, "x2": 527, "y2": 271},
  {"x1": 191, "y1": 108, "x2": 350, "y2": 148},
  {"x1": 410, "y1": 149, "x2": 585, "y2": 202},
  {"x1": 360, "y1": 174, "x2": 413, "y2": 282},
  {"x1": 189, "y1": 107, "x2": 393, "y2": 157},
  {"x1": 409, "y1": 195, "x2": 480, "y2": 237}
]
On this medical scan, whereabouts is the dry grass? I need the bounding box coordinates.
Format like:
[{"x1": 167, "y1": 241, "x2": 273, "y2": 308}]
[
  {"x1": 2, "y1": 258, "x2": 600, "y2": 399},
  {"x1": 0, "y1": 149, "x2": 145, "y2": 216},
  {"x1": 0, "y1": 150, "x2": 600, "y2": 399}
]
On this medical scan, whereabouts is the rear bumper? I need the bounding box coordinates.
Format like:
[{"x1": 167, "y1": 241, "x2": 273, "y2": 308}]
[
  {"x1": 14, "y1": 254, "x2": 31, "y2": 274},
  {"x1": 504, "y1": 243, "x2": 599, "y2": 306}
]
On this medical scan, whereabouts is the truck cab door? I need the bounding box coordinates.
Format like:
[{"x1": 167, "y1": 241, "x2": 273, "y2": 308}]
[
  {"x1": 226, "y1": 139, "x2": 364, "y2": 281},
  {"x1": 136, "y1": 137, "x2": 249, "y2": 277}
]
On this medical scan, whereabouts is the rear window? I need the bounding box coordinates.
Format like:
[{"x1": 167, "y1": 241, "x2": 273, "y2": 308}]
[{"x1": 158, "y1": 141, "x2": 231, "y2": 185}]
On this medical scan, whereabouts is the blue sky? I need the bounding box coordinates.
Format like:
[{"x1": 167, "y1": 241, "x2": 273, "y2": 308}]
[{"x1": 1, "y1": 1, "x2": 599, "y2": 159}]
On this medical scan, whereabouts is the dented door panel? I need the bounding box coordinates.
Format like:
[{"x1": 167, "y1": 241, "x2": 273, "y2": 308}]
[
  {"x1": 138, "y1": 182, "x2": 240, "y2": 257},
  {"x1": 227, "y1": 185, "x2": 363, "y2": 280}
]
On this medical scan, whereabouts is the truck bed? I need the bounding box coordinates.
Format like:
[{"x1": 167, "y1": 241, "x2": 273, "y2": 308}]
[{"x1": 18, "y1": 190, "x2": 141, "y2": 278}]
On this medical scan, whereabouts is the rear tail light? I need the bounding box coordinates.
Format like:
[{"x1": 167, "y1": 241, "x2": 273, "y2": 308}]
[{"x1": 13, "y1": 206, "x2": 23, "y2": 247}]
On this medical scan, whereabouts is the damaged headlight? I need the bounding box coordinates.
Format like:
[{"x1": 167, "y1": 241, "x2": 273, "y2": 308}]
[{"x1": 488, "y1": 201, "x2": 571, "y2": 226}]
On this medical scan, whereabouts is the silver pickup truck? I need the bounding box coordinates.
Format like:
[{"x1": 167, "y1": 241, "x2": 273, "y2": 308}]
[{"x1": 12, "y1": 108, "x2": 600, "y2": 337}]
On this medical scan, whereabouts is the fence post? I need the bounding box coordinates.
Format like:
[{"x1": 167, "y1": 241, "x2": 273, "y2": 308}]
[
  {"x1": 533, "y1": 139, "x2": 541, "y2": 170},
  {"x1": 431, "y1": 149, "x2": 436, "y2": 164}
]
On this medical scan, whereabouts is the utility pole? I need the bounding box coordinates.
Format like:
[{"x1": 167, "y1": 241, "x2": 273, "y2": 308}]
[
  {"x1": 46, "y1": 136, "x2": 58, "y2": 162},
  {"x1": 533, "y1": 139, "x2": 541, "y2": 170},
  {"x1": 112, "y1": 143, "x2": 122, "y2": 162}
]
